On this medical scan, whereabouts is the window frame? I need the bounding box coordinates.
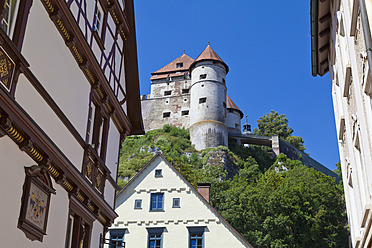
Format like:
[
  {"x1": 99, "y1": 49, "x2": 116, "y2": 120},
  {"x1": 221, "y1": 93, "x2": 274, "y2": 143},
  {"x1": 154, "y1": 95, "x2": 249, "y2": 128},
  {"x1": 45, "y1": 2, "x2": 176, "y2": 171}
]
[
  {"x1": 147, "y1": 228, "x2": 164, "y2": 248},
  {"x1": 155, "y1": 169, "x2": 162, "y2": 177},
  {"x1": 150, "y1": 193, "x2": 164, "y2": 211},
  {"x1": 92, "y1": 0, "x2": 107, "y2": 50},
  {"x1": 109, "y1": 229, "x2": 125, "y2": 248},
  {"x1": 188, "y1": 227, "x2": 205, "y2": 248},
  {"x1": 134, "y1": 199, "x2": 142, "y2": 209},
  {"x1": 172, "y1": 198, "x2": 180, "y2": 208}
]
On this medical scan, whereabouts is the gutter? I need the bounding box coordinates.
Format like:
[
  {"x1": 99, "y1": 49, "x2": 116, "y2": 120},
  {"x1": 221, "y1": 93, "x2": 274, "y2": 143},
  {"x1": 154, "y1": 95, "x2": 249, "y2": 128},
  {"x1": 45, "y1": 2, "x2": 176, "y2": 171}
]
[
  {"x1": 311, "y1": 0, "x2": 319, "y2": 77},
  {"x1": 359, "y1": 0, "x2": 372, "y2": 83}
]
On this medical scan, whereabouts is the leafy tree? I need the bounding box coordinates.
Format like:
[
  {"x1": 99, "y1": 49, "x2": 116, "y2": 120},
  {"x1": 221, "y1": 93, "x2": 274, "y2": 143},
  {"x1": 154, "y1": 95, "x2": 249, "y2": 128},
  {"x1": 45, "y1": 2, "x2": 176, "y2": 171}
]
[
  {"x1": 254, "y1": 110, "x2": 306, "y2": 152},
  {"x1": 213, "y1": 164, "x2": 348, "y2": 248}
]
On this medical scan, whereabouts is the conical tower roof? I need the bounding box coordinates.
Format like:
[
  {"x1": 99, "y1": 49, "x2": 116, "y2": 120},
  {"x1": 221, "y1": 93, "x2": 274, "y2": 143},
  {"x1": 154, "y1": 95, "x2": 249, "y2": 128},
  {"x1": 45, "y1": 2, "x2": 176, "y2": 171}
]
[
  {"x1": 226, "y1": 94, "x2": 243, "y2": 118},
  {"x1": 190, "y1": 45, "x2": 229, "y2": 73},
  {"x1": 150, "y1": 54, "x2": 194, "y2": 80}
]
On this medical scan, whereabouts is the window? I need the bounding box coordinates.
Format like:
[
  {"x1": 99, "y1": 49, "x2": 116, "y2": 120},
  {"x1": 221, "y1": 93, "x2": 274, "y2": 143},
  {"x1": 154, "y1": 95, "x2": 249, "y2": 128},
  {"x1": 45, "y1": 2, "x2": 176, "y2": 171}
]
[
  {"x1": 1, "y1": 0, "x2": 20, "y2": 37},
  {"x1": 222, "y1": 78, "x2": 226, "y2": 84},
  {"x1": 188, "y1": 227, "x2": 204, "y2": 248},
  {"x1": 150, "y1": 193, "x2": 164, "y2": 211},
  {"x1": 176, "y1": 62, "x2": 183, "y2": 68},
  {"x1": 155, "y1": 169, "x2": 162, "y2": 177},
  {"x1": 164, "y1": 90, "x2": 171, "y2": 96},
  {"x1": 163, "y1": 112, "x2": 171, "y2": 118},
  {"x1": 182, "y1": 88, "x2": 190, "y2": 94},
  {"x1": 223, "y1": 102, "x2": 226, "y2": 108},
  {"x1": 134, "y1": 199, "x2": 142, "y2": 209},
  {"x1": 173, "y1": 198, "x2": 180, "y2": 208},
  {"x1": 93, "y1": 1, "x2": 103, "y2": 34},
  {"x1": 147, "y1": 228, "x2": 163, "y2": 248},
  {"x1": 109, "y1": 229, "x2": 125, "y2": 248},
  {"x1": 65, "y1": 202, "x2": 93, "y2": 248},
  {"x1": 87, "y1": 101, "x2": 108, "y2": 158},
  {"x1": 200, "y1": 74, "x2": 207, "y2": 79},
  {"x1": 182, "y1": 110, "x2": 189, "y2": 116},
  {"x1": 199, "y1": 97, "x2": 206, "y2": 104}
]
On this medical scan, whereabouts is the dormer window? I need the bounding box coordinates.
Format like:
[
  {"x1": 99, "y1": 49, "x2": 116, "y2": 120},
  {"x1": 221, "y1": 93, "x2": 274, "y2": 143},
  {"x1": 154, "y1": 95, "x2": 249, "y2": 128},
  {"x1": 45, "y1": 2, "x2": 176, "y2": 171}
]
[
  {"x1": 200, "y1": 74, "x2": 207, "y2": 80},
  {"x1": 176, "y1": 62, "x2": 183, "y2": 68}
]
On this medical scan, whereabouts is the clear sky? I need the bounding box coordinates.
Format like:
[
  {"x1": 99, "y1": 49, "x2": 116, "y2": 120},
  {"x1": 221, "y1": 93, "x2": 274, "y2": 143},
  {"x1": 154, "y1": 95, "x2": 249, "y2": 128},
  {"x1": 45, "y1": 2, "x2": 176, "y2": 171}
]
[{"x1": 133, "y1": 0, "x2": 338, "y2": 170}]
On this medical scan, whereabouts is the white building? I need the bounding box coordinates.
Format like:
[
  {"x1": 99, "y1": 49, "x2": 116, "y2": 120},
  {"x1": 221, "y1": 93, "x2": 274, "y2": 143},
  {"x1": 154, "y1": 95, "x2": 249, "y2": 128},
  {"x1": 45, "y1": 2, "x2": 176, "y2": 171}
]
[
  {"x1": 110, "y1": 153, "x2": 253, "y2": 248},
  {"x1": 311, "y1": 0, "x2": 372, "y2": 246},
  {"x1": 0, "y1": 0, "x2": 142, "y2": 247}
]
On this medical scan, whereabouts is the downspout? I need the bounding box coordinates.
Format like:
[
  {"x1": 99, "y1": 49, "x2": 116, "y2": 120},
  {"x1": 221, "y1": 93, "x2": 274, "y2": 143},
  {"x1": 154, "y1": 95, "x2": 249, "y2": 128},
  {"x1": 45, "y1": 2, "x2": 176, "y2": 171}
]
[
  {"x1": 359, "y1": 0, "x2": 372, "y2": 82},
  {"x1": 311, "y1": 0, "x2": 319, "y2": 77}
]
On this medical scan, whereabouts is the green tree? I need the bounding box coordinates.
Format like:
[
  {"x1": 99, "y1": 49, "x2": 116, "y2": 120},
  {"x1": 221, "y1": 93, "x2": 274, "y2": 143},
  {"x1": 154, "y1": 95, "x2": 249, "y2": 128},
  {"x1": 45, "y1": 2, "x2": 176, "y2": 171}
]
[
  {"x1": 254, "y1": 110, "x2": 306, "y2": 152},
  {"x1": 213, "y1": 165, "x2": 349, "y2": 248}
]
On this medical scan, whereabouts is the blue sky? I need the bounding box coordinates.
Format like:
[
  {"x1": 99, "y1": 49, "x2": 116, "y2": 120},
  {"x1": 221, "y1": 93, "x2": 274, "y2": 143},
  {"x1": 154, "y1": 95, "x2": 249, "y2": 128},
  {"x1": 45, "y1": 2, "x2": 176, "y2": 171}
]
[{"x1": 133, "y1": 0, "x2": 338, "y2": 170}]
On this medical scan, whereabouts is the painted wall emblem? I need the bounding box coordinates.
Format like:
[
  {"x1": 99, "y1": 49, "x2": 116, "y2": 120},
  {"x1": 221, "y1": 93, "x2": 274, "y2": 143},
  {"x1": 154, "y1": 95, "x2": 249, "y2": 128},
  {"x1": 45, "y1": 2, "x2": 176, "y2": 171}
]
[
  {"x1": 25, "y1": 182, "x2": 48, "y2": 230},
  {"x1": 0, "y1": 46, "x2": 15, "y2": 91}
]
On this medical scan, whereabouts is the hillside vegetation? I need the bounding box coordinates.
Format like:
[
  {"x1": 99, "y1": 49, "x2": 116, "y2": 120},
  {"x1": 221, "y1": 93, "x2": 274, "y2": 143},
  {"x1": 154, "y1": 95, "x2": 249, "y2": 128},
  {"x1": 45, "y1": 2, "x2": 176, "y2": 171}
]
[{"x1": 118, "y1": 111, "x2": 348, "y2": 248}]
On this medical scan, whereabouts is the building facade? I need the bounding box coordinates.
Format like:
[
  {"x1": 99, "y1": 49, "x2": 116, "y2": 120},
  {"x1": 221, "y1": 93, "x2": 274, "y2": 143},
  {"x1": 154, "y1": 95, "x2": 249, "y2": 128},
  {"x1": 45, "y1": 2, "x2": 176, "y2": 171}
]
[
  {"x1": 141, "y1": 45, "x2": 243, "y2": 150},
  {"x1": 311, "y1": 0, "x2": 372, "y2": 246},
  {"x1": 0, "y1": 0, "x2": 142, "y2": 247},
  {"x1": 110, "y1": 153, "x2": 253, "y2": 248}
]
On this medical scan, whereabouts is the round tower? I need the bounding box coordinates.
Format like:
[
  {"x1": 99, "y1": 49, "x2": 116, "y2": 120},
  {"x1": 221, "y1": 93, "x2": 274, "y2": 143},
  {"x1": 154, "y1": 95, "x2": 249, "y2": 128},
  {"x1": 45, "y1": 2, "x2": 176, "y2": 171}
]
[
  {"x1": 189, "y1": 45, "x2": 229, "y2": 150},
  {"x1": 226, "y1": 94, "x2": 244, "y2": 134}
]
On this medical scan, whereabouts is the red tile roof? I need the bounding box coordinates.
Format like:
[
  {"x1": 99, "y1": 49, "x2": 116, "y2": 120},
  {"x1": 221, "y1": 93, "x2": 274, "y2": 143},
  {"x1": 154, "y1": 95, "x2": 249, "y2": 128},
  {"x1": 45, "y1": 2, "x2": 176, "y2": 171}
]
[
  {"x1": 226, "y1": 94, "x2": 243, "y2": 118},
  {"x1": 190, "y1": 45, "x2": 229, "y2": 73},
  {"x1": 151, "y1": 54, "x2": 194, "y2": 80}
]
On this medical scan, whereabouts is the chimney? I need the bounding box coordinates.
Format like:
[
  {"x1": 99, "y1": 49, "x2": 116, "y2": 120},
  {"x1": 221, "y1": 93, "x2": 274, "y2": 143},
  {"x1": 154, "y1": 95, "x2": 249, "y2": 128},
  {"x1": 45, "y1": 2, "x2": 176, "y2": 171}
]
[{"x1": 197, "y1": 183, "x2": 211, "y2": 203}]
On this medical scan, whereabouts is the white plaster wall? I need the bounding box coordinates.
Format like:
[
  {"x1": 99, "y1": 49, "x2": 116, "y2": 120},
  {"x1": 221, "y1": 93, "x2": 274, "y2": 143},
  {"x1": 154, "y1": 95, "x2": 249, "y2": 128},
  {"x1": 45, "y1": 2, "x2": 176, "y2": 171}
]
[
  {"x1": 20, "y1": 0, "x2": 91, "y2": 140},
  {"x1": 0, "y1": 136, "x2": 70, "y2": 247},
  {"x1": 16, "y1": 74, "x2": 84, "y2": 171},
  {"x1": 91, "y1": 220, "x2": 104, "y2": 248},
  {"x1": 112, "y1": 157, "x2": 250, "y2": 247},
  {"x1": 226, "y1": 110, "x2": 242, "y2": 134},
  {"x1": 106, "y1": 119, "x2": 120, "y2": 176}
]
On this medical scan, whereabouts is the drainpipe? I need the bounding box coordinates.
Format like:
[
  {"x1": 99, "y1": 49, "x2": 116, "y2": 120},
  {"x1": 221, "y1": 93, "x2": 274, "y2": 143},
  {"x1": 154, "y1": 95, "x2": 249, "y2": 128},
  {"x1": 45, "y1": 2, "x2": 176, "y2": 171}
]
[{"x1": 359, "y1": 0, "x2": 372, "y2": 82}]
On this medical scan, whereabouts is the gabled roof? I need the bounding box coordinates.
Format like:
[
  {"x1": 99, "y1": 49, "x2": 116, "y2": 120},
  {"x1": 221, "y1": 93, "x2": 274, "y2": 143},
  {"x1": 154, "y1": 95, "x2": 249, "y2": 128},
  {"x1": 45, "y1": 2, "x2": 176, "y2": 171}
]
[
  {"x1": 190, "y1": 45, "x2": 229, "y2": 73},
  {"x1": 150, "y1": 54, "x2": 194, "y2": 80},
  {"x1": 226, "y1": 94, "x2": 243, "y2": 118},
  {"x1": 116, "y1": 153, "x2": 254, "y2": 248}
]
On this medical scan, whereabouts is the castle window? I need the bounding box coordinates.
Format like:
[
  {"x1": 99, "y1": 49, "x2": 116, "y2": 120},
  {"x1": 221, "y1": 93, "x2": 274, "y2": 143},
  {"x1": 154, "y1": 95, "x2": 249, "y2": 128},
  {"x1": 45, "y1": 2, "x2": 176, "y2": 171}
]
[
  {"x1": 163, "y1": 112, "x2": 171, "y2": 118},
  {"x1": 176, "y1": 62, "x2": 183, "y2": 68},
  {"x1": 222, "y1": 78, "x2": 226, "y2": 84},
  {"x1": 199, "y1": 97, "x2": 207, "y2": 104},
  {"x1": 182, "y1": 110, "x2": 189, "y2": 116},
  {"x1": 235, "y1": 123, "x2": 239, "y2": 128},
  {"x1": 223, "y1": 102, "x2": 226, "y2": 108},
  {"x1": 200, "y1": 74, "x2": 207, "y2": 79},
  {"x1": 164, "y1": 90, "x2": 172, "y2": 96},
  {"x1": 134, "y1": 199, "x2": 142, "y2": 209},
  {"x1": 182, "y1": 88, "x2": 190, "y2": 94}
]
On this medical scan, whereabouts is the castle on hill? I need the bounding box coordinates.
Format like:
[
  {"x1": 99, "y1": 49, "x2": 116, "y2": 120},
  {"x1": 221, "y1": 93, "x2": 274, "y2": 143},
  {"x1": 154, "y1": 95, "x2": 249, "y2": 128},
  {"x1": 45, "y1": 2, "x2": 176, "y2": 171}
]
[{"x1": 141, "y1": 45, "x2": 245, "y2": 150}]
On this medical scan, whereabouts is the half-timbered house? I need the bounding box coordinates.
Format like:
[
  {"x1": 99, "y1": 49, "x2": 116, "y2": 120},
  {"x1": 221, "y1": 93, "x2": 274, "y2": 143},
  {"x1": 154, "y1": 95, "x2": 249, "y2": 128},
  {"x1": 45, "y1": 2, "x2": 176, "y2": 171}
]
[{"x1": 0, "y1": 0, "x2": 142, "y2": 247}]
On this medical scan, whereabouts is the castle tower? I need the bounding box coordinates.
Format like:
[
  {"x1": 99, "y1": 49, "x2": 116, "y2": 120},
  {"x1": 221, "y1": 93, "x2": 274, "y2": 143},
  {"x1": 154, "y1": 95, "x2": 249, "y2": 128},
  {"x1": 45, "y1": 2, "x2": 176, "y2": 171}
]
[
  {"x1": 189, "y1": 45, "x2": 229, "y2": 150},
  {"x1": 226, "y1": 95, "x2": 244, "y2": 134}
]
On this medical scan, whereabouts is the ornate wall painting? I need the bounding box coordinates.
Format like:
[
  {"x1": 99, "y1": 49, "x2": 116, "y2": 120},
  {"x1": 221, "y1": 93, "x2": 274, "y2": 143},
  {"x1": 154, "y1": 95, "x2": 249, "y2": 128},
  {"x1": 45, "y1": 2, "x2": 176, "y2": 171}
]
[
  {"x1": 0, "y1": 46, "x2": 15, "y2": 91},
  {"x1": 18, "y1": 166, "x2": 55, "y2": 242}
]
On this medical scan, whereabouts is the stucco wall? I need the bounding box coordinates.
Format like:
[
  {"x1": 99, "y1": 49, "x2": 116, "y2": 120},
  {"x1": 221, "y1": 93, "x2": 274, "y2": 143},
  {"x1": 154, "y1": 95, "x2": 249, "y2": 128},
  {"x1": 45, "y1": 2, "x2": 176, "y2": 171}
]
[
  {"x1": 0, "y1": 136, "x2": 69, "y2": 247},
  {"x1": 111, "y1": 156, "x2": 250, "y2": 248}
]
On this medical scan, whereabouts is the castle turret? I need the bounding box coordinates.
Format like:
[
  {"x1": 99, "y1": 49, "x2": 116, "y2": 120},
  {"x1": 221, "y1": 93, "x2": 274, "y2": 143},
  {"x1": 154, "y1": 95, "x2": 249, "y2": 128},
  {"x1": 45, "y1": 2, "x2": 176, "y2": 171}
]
[
  {"x1": 226, "y1": 95, "x2": 244, "y2": 134},
  {"x1": 189, "y1": 45, "x2": 229, "y2": 150}
]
